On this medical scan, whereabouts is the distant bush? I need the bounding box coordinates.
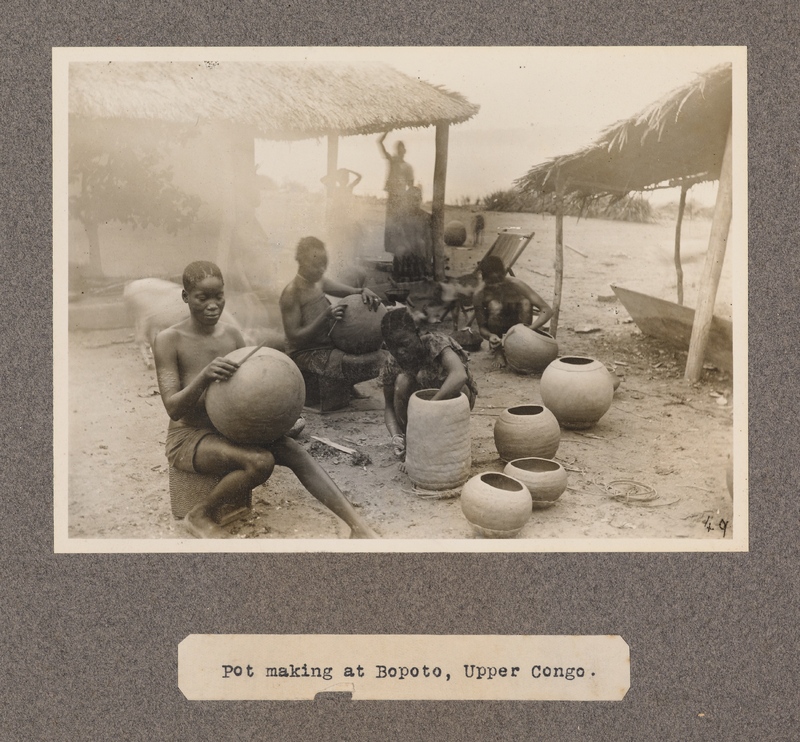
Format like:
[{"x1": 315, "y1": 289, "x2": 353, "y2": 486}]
[{"x1": 478, "y1": 188, "x2": 657, "y2": 223}]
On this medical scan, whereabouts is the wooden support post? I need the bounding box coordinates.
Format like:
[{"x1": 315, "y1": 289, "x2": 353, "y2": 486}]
[
  {"x1": 551, "y1": 181, "x2": 565, "y2": 338},
  {"x1": 324, "y1": 133, "x2": 339, "y2": 230},
  {"x1": 431, "y1": 123, "x2": 449, "y2": 280},
  {"x1": 685, "y1": 124, "x2": 733, "y2": 382},
  {"x1": 674, "y1": 183, "x2": 688, "y2": 305}
]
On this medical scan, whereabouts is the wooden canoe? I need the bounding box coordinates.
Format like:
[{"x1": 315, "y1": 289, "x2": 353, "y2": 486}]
[{"x1": 611, "y1": 285, "x2": 733, "y2": 373}]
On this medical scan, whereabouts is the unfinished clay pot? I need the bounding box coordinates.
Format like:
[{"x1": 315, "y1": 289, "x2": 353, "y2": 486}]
[
  {"x1": 504, "y1": 457, "x2": 568, "y2": 509},
  {"x1": 503, "y1": 324, "x2": 559, "y2": 375},
  {"x1": 461, "y1": 472, "x2": 532, "y2": 538},
  {"x1": 540, "y1": 356, "x2": 614, "y2": 430},
  {"x1": 205, "y1": 347, "x2": 305, "y2": 445},
  {"x1": 329, "y1": 294, "x2": 388, "y2": 355},
  {"x1": 493, "y1": 404, "x2": 561, "y2": 461},
  {"x1": 406, "y1": 389, "x2": 472, "y2": 490}
]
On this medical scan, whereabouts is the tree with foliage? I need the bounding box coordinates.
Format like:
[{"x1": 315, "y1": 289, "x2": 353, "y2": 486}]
[{"x1": 69, "y1": 119, "x2": 202, "y2": 278}]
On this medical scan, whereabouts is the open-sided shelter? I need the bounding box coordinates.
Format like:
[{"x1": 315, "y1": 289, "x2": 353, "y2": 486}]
[
  {"x1": 516, "y1": 63, "x2": 733, "y2": 381},
  {"x1": 69, "y1": 60, "x2": 479, "y2": 280}
]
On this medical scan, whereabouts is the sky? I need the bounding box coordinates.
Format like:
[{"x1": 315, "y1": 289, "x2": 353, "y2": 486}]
[{"x1": 254, "y1": 46, "x2": 741, "y2": 207}]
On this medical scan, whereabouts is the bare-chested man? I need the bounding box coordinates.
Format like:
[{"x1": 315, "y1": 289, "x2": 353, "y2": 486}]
[
  {"x1": 473, "y1": 255, "x2": 554, "y2": 352},
  {"x1": 154, "y1": 260, "x2": 378, "y2": 539},
  {"x1": 280, "y1": 237, "x2": 386, "y2": 401}
]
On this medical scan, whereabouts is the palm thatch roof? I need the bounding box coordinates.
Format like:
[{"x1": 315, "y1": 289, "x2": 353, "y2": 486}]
[
  {"x1": 69, "y1": 61, "x2": 479, "y2": 140},
  {"x1": 516, "y1": 63, "x2": 732, "y2": 197}
]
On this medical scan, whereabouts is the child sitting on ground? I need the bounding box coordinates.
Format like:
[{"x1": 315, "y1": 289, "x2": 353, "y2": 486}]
[
  {"x1": 379, "y1": 308, "x2": 477, "y2": 458},
  {"x1": 153, "y1": 260, "x2": 378, "y2": 539}
]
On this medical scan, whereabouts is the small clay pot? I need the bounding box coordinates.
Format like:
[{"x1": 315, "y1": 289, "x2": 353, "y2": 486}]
[
  {"x1": 461, "y1": 472, "x2": 532, "y2": 538},
  {"x1": 540, "y1": 356, "x2": 615, "y2": 429},
  {"x1": 503, "y1": 324, "x2": 559, "y2": 375},
  {"x1": 504, "y1": 457, "x2": 568, "y2": 509},
  {"x1": 406, "y1": 389, "x2": 472, "y2": 490},
  {"x1": 493, "y1": 404, "x2": 561, "y2": 461}
]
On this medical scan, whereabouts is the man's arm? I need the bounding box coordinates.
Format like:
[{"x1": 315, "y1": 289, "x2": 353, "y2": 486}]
[
  {"x1": 377, "y1": 133, "x2": 390, "y2": 160},
  {"x1": 321, "y1": 277, "x2": 382, "y2": 310},
  {"x1": 153, "y1": 328, "x2": 240, "y2": 421},
  {"x1": 473, "y1": 291, "x2": 502, "y2": 349},
  {"x1": 280, "y1": 284, "x2": 343, "y2": 346},
  {"x1": 508, "y1": 277, "x2": 553, "y2": 330},
  {"x1": 346, "y1": 170, "x2": 362, "y2": 189}
]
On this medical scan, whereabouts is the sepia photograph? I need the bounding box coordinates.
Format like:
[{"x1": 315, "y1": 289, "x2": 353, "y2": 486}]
[{"x1": 54, "y1": 46, "x2": 747, "y2": 552}]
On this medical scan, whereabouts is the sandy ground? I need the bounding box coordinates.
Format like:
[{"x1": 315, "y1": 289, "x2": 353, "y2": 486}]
[{"x1": 65, "y1": 210, "x2": 736, "y2": 545}]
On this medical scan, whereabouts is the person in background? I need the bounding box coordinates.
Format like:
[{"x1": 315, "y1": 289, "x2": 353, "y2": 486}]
[{"x1": 378, "y1": 133, "x2": 414, "y2": 278}]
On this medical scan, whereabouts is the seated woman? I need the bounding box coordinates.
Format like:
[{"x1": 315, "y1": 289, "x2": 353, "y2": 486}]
[{"x1": 379, "y1": 308, "x2": 478, "y2": 457}]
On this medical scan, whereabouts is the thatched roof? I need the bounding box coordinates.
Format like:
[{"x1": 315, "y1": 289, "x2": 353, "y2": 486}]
[
  {"x1": 69, "y1": 61, "x2": 479, "y2": 140},
  {"x1": 516, "y1": 63, "x2": 732, "y2": 197}
]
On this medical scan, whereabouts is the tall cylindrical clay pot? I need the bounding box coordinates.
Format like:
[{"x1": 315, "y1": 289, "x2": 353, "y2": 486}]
[
  {"x1": 493, "y1": 405, "x2": 561, "y2": 461},
  {"x1": 461, "y1": 472, "x2": 533, "y2": 538},
  {"x1": 405, "y1": 389, "x2": 472, "y2": 490},
  {"x1": 502, "y1": 324, "x2": 559, "y2": 375},
  {"x1": 540, "y1": 356, "x2": 614, "y2": 430},
  {"x1": 504, "y1": 457, "x2": 568, "y2": 509}
]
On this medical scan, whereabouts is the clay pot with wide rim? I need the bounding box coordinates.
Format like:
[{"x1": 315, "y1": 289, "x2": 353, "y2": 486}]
[
  {"x1": 493, "y1": 404, "x2": 561, "y2": 461},
  {"x1": 540, "y1": 356, "x2": 614, "y2": 429},
  {"x1": 502, "y1": 324, "x2": 559, "y2": 375},
  {"x1": 504, "y1": 457, "x2": 568, "y2": 509},
  {"x1": 460, "y1": 472, "x2": 532, "y2": 538},
  {"x1": 405, "y1": 389, "x2": 472, "y2": 490}
]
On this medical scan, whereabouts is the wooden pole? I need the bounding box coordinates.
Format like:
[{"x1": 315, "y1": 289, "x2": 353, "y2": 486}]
[
  {"x1": 431, "y1": 123, "x2": 449, "y2": 281},
  {"x1": 674, "y1": 183, "x2": 688, "y2": 305},
  {"x1": 551, "y1": 180, "x2": 565, "y2": 338},
  {"x1": 685, "y1": 123, "x2": 733, "y2": 382},
  {"x1": 325, "y1": 133, "x2": 339, "y2": 231}
]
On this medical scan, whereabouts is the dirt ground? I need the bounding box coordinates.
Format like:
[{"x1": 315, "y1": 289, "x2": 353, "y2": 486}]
[{"x1": 66, "y1": 210, "x2": 736, "y2": 545}]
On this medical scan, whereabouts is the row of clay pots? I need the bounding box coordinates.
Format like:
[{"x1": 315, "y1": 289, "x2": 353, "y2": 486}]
[
  {"x1": 460, "y1": 457, "x2": 569, "y2": 537},
  {"x1": 475, "y1": 353, "x2": 615, "y2": 536}
]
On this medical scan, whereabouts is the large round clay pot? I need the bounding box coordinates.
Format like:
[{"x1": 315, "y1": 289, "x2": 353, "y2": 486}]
[
  {"x1": 493, "y1": 405, "x2": 560, "y2": 461},
  {"x1": 504, "y1": 457, "x2": 568, "y2": 509},
  {"x1": 444, "y1": 220, "x2": 467, "y2": 246},
  {"x1": 540, "y1": 356, "x2": 614, "y2": 430},
  {"x1": 329, "y1": 294, "x2": 388, "y2": 355},
  {"x1": 205, "y1": 346, "x2": 305, "y2": 445},
  {"x1": 461, "y1": 472, "x2": 532, "y2": 538},
  {"x1": 503, "y1": 324, "x2": 559, "y2": 375},
  {"x1": 406, "y1": 389, "x2": 471, "y2": 490}
]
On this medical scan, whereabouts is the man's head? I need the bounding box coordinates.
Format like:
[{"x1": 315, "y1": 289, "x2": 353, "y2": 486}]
[
  {"x1": 295, "y1": 236, "x2": 328, "y2": 283},
  {"x1": 381, "y1": 308, "x2": 424, "y2": 372},
  {"x1": 395, "y1": 141, "x2": 406, "y2": 159},
  {"x1": 181, "y1": 261, "x2": 225, "y2": 325},
  {"x1": 478, "y1": 255, "x2": 507, "y2": 286}
]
